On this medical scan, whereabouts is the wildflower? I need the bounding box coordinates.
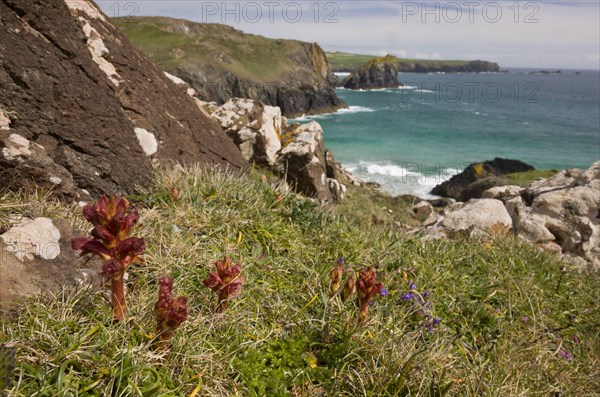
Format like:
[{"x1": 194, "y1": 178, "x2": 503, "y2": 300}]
[
  {"x1": 155, "y1": 277, "x2": 188, "y2": 350},
  {"x1": 357, "y1": 267, "x2": 384, "y2": 325},
  {"x1": 426, "y1": 317, "x2": 441, "y2": 333},
  {"x1": 342, "y1": 273, "x2": 356, "y2": 302},
  {"x1": 400, "y1": 292, "x2": 414, "y2": 301},
  {"x1": 329, "y1": 258, "x2": 344, "y2": 296},
  {"x1": 571, "y1": 335, "x2": 581, "y2": 344},
  {"x1": 559, "y1": 349, "x2": 573, "y2": 361},
  {"x1": 380, "y1": 287, "x2": 389, "y2": 297},
  {"x1": 408, "y1": 281, "x2": 416, "y2": 291},
  {"x1": 521, "y1": 316, "x2": 529, "y2": 324},
  {"x1": 71, "y1": 195, "x2": 144, "y2": 320},
  {"x1": 203, "y1": 256, "x2": 244, "y2": 312}
]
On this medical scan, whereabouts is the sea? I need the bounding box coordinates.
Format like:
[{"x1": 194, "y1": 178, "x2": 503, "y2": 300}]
[{"x1": 290, "y1": 68, "x2": 600, "y2": 198}]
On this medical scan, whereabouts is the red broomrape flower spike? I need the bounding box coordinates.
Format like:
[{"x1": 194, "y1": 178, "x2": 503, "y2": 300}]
[
  {"x1": 202, "y1": 256, "x2": 244, "y2": 312},
  {"x1": 71, "y1": 195, "x2": 144, "y2": 321},
  {"x1": 329, "y1": 259, "x2": 344, "y2": 296},
  {"x1": 357, "y1": 267, "x2": 384, "y2": 325},
  {"x1": 155, "y1": 277, "x2": 188, "y2": 350},
  {"x1": 343, "y1": 273, "x2": 356, "y2": 302}
]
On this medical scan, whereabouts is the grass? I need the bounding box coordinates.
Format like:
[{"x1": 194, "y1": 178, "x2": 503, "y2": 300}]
[
  {"x1": 326, "y1": 52, "x2": 473, "y2": 72},
  {"x1": 114, "y1": 17, "x2": 308, "y2": 82},
  {"x1": 1, "y1": 165, "x2": 599, "y2": 396},
  {"x1": 504, "y1": 169, "x2": 560, "y2": 187}
]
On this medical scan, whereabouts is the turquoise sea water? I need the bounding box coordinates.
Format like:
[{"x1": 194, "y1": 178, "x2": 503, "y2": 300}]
[{"x1": 292, "y1": 69, "x2": 600, "y2": 198}]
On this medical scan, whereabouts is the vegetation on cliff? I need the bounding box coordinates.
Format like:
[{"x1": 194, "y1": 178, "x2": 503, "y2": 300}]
[
  {"x1": 114, "y1": 17, "x2": 345, "y2": 117},
  {"x1": 1, "y1": 166, "x2": 599, "y2": 396}
]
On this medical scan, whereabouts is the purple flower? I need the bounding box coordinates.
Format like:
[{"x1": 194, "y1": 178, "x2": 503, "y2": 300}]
[
  {"x1": 408, "y1": 281, "x2": 416, "y2": 291},
  {"x1": 426, "y1": 317, "x2": 441, "y2": 333},
  {"x1": 380, "y1": 287, "x2": 389, "y2": 297},
  {"x1": 422, "y1": 291, "x2": 430, "y2": 299},
  {"x1": 401, "y1": 292, "x2": 414, "y2": 301},
  {"x1": 571, "y1": 335, "x2": 580, "y2": 344},
  {"x1": 560, "y1": 350, "x2": 573, "y2": 361},
  {"x1": 521, "y1": 316, "x2": 529, "y2": 324},
  {"x1": 337, "y1": 257, "x2": 344, "y2": 265}
]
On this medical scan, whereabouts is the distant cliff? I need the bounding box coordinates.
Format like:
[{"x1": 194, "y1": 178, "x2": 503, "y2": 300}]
[
  {"x1": 114, "y1": 18, "x2": 345, "y2": 117},
  {"x1": 343, "y1": 55, "x2": 402, "y2": 90},
  {"x1": 398, "y1": 60, "x2": 500, "y2": 73},
  {"x1": 328, "y1": 52, "x2": 500, "y2": 74}
]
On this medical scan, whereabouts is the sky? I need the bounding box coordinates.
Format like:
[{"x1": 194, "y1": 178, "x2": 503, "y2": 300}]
[{"x1": 95, "y1": 1, "x2": 600, "y2": 69}]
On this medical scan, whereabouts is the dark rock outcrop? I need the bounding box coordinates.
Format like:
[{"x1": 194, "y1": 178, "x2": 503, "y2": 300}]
[
  {"x1": 431, "y1": 158, "x2": 535, "y2": 201},
  {"x1": 343, "y1": 55, "x2": 401, "y2": 90},
  {"x1": 115, "y1": 18, "x2": 346, "y2": 118},
  {"x1": 0, "y1": 0, "x2": 247, "y2": 201}
]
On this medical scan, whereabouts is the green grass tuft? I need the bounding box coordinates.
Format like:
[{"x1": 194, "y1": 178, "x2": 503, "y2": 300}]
[{"x1": 1, "y1": 165, "x2": 599, "y2": 396}]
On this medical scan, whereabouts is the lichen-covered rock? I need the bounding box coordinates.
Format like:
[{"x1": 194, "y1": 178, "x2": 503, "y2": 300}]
[
  {"x1": 277, "y1": 121, "x2": 345, "y2": 204},
  {"x1": 0, "y1": 0, "x2": 246, "y2": 201},
  {"x1": 0, "y1": 217, "x2": 101, "y2": 310},
  {"x1": 438, "y1": 199, "x2": 513, "y2": 238},
  {"x1": 343, "y1": 55, "x2": 401, "y2": 90},
  {"x1": 210, "y1": 99, "x2": 283, "y2": 166},
  {"x1": 481, "y1": 185, "x2": 523, "y2": 201},
  {"x1": 508, "y1": 163, "x2": 600, "y2": 270}
]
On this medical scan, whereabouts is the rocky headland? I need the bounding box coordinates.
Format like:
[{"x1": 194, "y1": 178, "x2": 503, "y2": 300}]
[
  {"x1": 342, "y1": 55, "x2": 402, "y2": 90},
  {"x1": 114, "y1": 17, "x2": 346, "y2": 118}
]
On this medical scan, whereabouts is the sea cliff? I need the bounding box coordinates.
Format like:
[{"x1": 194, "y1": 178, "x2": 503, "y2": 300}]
[{"x1": 114, "y1": 17, "x2": 346, "y2": 117}]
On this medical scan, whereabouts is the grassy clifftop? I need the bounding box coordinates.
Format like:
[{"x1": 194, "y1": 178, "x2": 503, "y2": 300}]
[
  {"x1": 114, "y1": 17, "x2": 307, "y2": 81},
  {"x1": 2, "y1": 166, "x2": 599, "y2": 396},
  {"x1": 327, "y1": 51, "x2": 498, "y2": 73}
]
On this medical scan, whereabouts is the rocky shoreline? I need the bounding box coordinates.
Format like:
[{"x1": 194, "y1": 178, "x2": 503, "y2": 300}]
[{"x1": 411, "y1": 161, "x2": 600, "y2": 271}]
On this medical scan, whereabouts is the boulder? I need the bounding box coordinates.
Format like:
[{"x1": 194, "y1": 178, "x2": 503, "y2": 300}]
[
  {"x1": 210, "y1": 99, "x2": 283, "y2": 166},
  {"x1": 439, "y1": 199, "x2": 513, "y2": 238},
  {"x1": 0, "y1": 0, "x2": 247, "y2": 201},
  {"x1": 431, "y1": 158, "x2": 535, "y2": 200},
  {"x1": 343, "y1": 55, "x2": 401, "y2": 90},
  {"x1": 412, "y1": 201, "x2": 434, "y2": 219},
  {"x1": 481, "y1": 185, "x2": 523, "y2": 200},
  {"x1": 0, "y1": 217, "x2": 101, "y2": 310},
  {"x1": 509, "y1": 161, "x2": 600, "y2": 270},
  {"x1": 277, "y1": 121, "x2": 346, "y2": 204}
]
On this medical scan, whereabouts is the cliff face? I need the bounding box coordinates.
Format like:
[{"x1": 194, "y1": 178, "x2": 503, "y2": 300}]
[
  {"x1": 0, "y1": 0, "x2": 247, "y2": 201},
  {"x1": 343, "y1": 55, "x2": 401, "y2": 90},
  {"x1": 114, "y1": 17, "x2": 345, "y2": 118}
]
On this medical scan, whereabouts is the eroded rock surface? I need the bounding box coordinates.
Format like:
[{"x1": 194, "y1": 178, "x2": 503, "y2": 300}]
[{"x1": 0, "y1": 0, "x2": 247, "y2": 201}]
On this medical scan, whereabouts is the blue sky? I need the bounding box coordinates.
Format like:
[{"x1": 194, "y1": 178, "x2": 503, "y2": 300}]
[{"x1": 96, "y1": 1, "x2": 600, "y2": 69}]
